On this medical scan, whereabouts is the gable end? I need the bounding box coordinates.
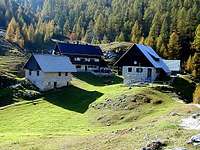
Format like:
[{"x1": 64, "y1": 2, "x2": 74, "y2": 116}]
[
  {"x1": 114, "y1": 44, "x2": 154, "y2": 67},
  {"x1": 24, "y1": 55, "x2": 41, "y2": 71}
]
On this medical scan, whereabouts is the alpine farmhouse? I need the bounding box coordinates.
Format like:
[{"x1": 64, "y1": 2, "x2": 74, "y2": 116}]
[
  {"x1": 24, "y1": 54, "x2": 77, "y2": 91},
  {"x1": 114, "y1": 44, "x2": 171, "y2": 85},
  {"x1": 52, "y1": 42, "x2": 111, "y2": 75}
]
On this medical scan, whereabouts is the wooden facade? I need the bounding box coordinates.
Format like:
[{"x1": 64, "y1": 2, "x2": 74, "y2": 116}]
[
  {"x1": 114, "y1": 44, "x2": 170, "y2": 84},
  {"x1": 53, "y1": 43, "x2": 108, "y2": 72}
]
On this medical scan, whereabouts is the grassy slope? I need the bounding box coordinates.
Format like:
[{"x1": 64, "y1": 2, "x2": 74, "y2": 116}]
[
  {"x1": 0, "y1": 55, "x2": 25, "y2": 75},
  {"x1": 0, "y1": 73, "x2": 199, "y2": 150}
]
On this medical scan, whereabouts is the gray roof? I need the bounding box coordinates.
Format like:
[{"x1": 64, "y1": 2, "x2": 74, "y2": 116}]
[
  {"x1": 33, "y1": 54, "x2": 77, "y2": 72},
  {"x1": 136, "y1": 44, "x2": 171, "y2": 74},
  {"x1": 163, "y1": 59, "x2": 181, "y2": 72}
]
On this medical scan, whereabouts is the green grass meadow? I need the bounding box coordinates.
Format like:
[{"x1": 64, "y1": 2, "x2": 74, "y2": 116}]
[{"x1": 0, "y1": 73, "x2": 199, "y2": 149}]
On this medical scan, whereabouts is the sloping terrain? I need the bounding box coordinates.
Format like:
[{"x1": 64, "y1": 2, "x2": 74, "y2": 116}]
[
  {"x1": 0, "y1": 30, "x2": 25, "y2": 76},
  {"x1": 0, "y1": 73, "x2": 199, "y2": 150}
]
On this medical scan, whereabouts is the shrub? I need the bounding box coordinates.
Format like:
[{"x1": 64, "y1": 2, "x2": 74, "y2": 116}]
[
  {"x1": 20, "y1": 79, "x2": 39, "y2": 91},
  {"x1": 171, "y1": 77, "x2": 196, "y2": 103},
  {"x1": 0, "y1": 88, "x2": 15, "y2": 106},
  {"x1": 21, "y1": 90, "x2": 42, "y2": 100},
  {"x1": 0, "y1": 73, "x2": 17, "y2": 88}
]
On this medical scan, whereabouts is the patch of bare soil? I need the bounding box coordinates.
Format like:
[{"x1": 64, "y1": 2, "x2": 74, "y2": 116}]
[
  {"x1": 91, "y1": 94, "x2": 163, "y2": 126},
  {"x1": 91, "y1": 94, "x2": 162, "y2": 111}
]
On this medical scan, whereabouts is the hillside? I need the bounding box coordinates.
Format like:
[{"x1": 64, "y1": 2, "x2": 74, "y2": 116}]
[
  {"x1": 0, "y1": 73, "x2": 199, "y2": 149},
  {"x1": 0, "y1": 0, "x2": 200, "y2": 77},
  {"x1": 0, "y1": 29, "x2": 25, "y2": 75}
]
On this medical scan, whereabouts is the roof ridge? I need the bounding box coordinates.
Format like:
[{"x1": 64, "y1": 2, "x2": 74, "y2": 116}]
[
  {"x1": 33, "y1": 54, "x2": 68, "y2": 58},
  {"x1": 58, "y1": 42, "x2": 100, "y2": 48}
]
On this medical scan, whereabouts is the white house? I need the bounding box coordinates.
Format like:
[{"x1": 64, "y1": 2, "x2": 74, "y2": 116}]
[
  {"x1": 24, "y1": 54, "x2": 77, "y2": 91},
  {"x1": 114, "y1": 44, "x2": 171, "y2": 85}
]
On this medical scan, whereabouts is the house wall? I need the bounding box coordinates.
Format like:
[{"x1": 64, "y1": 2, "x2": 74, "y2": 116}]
[
  {"x1": 25, "y1": 69, "x2": 72, "y2": 91},
  {"x1": 122, "y1": 66, "x2": 159, "y2": 85}
]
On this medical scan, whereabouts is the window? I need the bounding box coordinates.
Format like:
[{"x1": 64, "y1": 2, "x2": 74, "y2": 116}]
[
  {"x1": 65, "y1": 72, "x2": 68, "y2": 76},
  {"x1": 29, "y1": 70, "x2": 32, "y2": 76},
  {"x1": 37, "y1": 71, "x2": 40, "y2": 76},
  {"x1": 136, "y1": 68, "x2": 143, "y2": 73},
  {"x1": 48, "y1": 82, "x2": 51, "y2": 86},
  {"x1": 75, "y1": 57, "x2": 81, "y2": 61},
  {"x1": 94, "y1": 59, "x2": 99, "y2": 62},
  {"x1": 58, "y1": 72, "x2": 61, "y2": 76},
  {"x1": 128, "y1": 67, "x2": 132, "y2": 72},
  {"x1": 76, "y1": 65, "x2": 81, "y2": 69}
]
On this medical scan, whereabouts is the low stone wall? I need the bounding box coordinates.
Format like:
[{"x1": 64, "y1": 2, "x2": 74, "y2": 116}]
[{"x1": 122, "y1": 66, "x2": 158, "y2": 85}]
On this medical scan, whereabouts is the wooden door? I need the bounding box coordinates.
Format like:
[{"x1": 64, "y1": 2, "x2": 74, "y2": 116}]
[{"x1": 147, "y1": 68, "x2": 152, "y2": 78}]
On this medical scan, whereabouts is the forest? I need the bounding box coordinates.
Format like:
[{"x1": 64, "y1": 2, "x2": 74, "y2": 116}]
[{"x1": 0, "y1": 0, "x2": 200, "y2": 77}]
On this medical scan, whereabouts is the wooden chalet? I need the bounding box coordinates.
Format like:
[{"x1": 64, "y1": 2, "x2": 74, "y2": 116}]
[
  {"x1": 114, "y1": 44, "x2": 171, "y2": 85},
  {"x1": 53, "y1": 42, "x2": 111, "y2": 74}
]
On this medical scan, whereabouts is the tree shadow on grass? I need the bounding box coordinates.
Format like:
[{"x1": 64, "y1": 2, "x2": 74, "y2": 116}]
[
  {"x1": 73, "y1": 72, "x2": 123, "y2": 86},
  {"x1": 43, "y1": 85, "x2": 103, "y2": 113}
]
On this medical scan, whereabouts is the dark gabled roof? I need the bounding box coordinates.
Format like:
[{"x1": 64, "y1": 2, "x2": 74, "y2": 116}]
[
  {"x1": 114, "y1": 44, "x2": 171, "y2": 74},
  {"x1": 55, "y1": 43, "x2": 103, "y2": 56}
]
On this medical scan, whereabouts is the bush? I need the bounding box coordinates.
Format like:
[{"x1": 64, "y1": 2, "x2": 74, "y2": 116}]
[
  {"x1": 0, "y1": 88, "x2": 15, "y2": 106},
  {"x1": 193, "y1": 85, "x2": 200, "y2": 104},
  {"x1": 20, "y1": 79, "x2": 39, "y2": 91},
  {"x1": 171, "y1": 77, "x2": 196, "y2": 103},
  {"x1": 20, "y1": 90, "x2": 42, "y2": 100},
  {"x1": 0, "y1": 73, "x2": 17, "y2": 88}
]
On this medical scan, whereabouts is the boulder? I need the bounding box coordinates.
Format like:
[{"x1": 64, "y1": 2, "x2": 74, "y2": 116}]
[
  {"x1": 187, "y1": 134, "x2": 200, "y2": 146},
  {"x1": 172, "y1": 148, "x2": 187, "y2": 150},
  {"x1": 142, "y1": 140, "x2": 166, "y2": 150}
]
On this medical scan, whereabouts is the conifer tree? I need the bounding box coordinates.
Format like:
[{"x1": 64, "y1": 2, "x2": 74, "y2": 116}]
[
  {"x1": 157, "y1": 14, "x2": 170, "y2": 52},
  {"x1": 168, "y1": 32, "x2": 181, "y2": 59},
  {"x1": 102, "y1": 35, "x2": 109, "y2": 44},
  {"x1": 116, "y1": 32, "x2": 125, "y2": 42},
  {"x1": 63, "y1": 20, "x2": 70, "y2": 36},
  {"x1": 131, "y1": 21, "x2": 142, "y2": 43},
  {"x1": 44, "y1": 20, "x2": 55, "y2": 42},
  {"x1": 186, "y1": 55, "x2": 194, "y2": 72},
  {"x1": 193, "y1": 24, "x2": 200, "y2": 51},
  {"x1": 94, "y1": 13, "x2": 105, "y2": 40},
  {"x1": 14, "y1": 26, "x2": 24, "y2": 48},
  {"x1": 27, "y1": 24, "x2": 35, "y2": 42},
  {"x1": 191, "y1": 24, "x2": 200, "y2": 77},
  {"x1": 5, "y1": 17, "x2": 17, "y2": 41},
  {"x1": 192, "y1": 53, "x2": 200, "y2": 77}
]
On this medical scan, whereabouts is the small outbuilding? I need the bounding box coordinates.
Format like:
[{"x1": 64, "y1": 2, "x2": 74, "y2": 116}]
[
  {"x1": 24, "y1": 54, "x2": 77, "y2": 91},
  {"x1": 163, "y1": 59, "x2": 181, "y2": 75},
  {"x1": 114, "y1": 44, "x2": 171, "y2": 85}
]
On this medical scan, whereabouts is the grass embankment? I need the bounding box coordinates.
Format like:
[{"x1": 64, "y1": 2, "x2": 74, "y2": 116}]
[
  {"x1": 0, "y1": 55, "x2": 28, "y2": 106},
  {"x1": 0, "y1": 55, "x2": 25, "y2": 76},
  {"x1": 0, "y1": 73, "x2": 199, "y2": 150}
]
